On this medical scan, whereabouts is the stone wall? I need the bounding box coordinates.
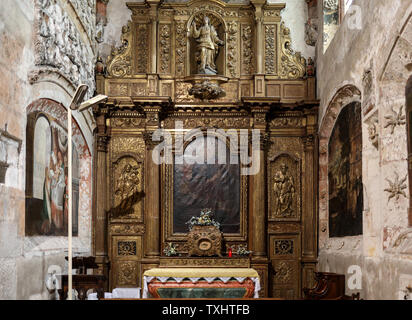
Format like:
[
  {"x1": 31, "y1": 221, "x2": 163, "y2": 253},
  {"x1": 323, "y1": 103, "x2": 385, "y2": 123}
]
[
  {"x1": 316, "y1": 0, "x2": 412, "y2": 299},
  {"x1": 0, "y1": 0, "x2": 96, "y2": 299}
]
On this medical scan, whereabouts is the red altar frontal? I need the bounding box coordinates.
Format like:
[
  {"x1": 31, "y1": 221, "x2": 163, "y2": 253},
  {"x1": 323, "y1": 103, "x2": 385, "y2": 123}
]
[{"x1": 143, "y1": 268, "x2": 260, "y2": 299}]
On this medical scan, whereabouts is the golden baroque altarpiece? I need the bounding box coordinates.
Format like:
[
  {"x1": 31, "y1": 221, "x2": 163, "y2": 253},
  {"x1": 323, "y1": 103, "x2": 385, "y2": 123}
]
[{"x1": 92, "y1": 0, "x2": 318, "y2": 299}]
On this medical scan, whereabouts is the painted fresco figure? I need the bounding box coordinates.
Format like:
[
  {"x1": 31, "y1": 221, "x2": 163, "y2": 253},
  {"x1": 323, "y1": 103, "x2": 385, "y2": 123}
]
[
  {"x1": 273, "y1": 164, "x2": 295, "y2": 217},
  {"x1": 191, "y1": 16, "x2": 224, "y2": 75}
]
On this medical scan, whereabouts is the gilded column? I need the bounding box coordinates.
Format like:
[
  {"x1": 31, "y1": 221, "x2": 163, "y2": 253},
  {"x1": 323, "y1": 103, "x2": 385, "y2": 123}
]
[
  {"x1": 251, "y1": 107, "x2": 270, "y2": 257},
  {"x1": 143, "y1": 106, "x2": 162, "y2": 258},
  {"x1": 251, "y1": 0, "x2": 266, "y2": 72},
  {"x1": 301, "y1": 111, "x2": 319, "y2": 290},
  {"x1": 148, "y1": 1, "x2": 160, "y2": 74},
  {"x1": 93, "y1": 105, "x2": 110, "y2": 281}
]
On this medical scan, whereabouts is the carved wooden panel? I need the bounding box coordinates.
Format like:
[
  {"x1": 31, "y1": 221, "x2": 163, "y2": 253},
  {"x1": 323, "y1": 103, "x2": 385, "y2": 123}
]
[
  {"x1": 269, "y1": 234, "x2": 301, "y2": 260},
  {"x1": 268, "y1": 153, "x2": 301, "y2": 221},
  {"x1": 110, "y1": 156, "x2": 144, "y2": 221},
  {"x1": 111, "y1": 236, "x2": 142, "y2": 289},
  {"x1": 271, "y1": 260, "x2": 300, "y2": 299}
]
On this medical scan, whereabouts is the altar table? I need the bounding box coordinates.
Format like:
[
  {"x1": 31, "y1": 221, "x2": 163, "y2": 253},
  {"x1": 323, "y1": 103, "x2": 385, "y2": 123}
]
[{"x1": 143, "y1": 268, "x2": 260, "y2": 299}]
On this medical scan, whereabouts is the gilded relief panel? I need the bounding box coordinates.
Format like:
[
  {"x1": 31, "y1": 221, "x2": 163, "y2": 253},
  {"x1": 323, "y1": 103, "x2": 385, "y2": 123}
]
[
  {"x1": 271, "y1": 260, "x2": 300, "y2": 299},
  {"x1": 268, "y1": 153, "x2": 301, "y2": 221},
  {"x1": 111, "y1": 156, "x2": 144, "y2": 221},
  {"x1": 111, "y1": 236, "x2": 142, "y2": 288}
]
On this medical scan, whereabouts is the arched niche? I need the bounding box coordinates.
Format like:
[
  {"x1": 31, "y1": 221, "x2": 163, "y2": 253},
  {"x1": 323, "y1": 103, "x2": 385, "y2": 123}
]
[
  {"x1": 318, "y1": 85, "x2": 362, "y2": 243},
  {"x1": 328, "y1": 101, "x2": 363, "y2": 237},
  {"x1": 25, "y1": 99, "x2": 91, "y2": 237},
  {"x1": 186, "y1": 11, "x2": 227, "y2": 76}
]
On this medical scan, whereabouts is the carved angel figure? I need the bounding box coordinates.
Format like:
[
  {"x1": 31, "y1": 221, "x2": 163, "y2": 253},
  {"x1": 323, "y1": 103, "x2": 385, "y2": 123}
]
[
  {"x1": 273, "y1": 164, "x2": 295, "y2": 217},
  {"x1": 191, "y1": 16, "x2": 224, "y2": 75}
]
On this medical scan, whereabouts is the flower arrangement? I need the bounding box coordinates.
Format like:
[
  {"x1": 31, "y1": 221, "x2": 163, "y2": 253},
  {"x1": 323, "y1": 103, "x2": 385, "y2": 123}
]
[
  {"x1": 234, "y1": 245, "x2": 252, "y2": 256},
  {"x1": 163, "y1": 243, "x2": 179, "y2": 257},
  {"x1": 186, "y1": 209, "x2": 221, "y2": 231}
]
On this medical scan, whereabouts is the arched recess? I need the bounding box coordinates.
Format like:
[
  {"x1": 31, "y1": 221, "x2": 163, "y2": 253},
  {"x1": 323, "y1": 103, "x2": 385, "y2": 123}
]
[
  {"x1": 318, "y1": 85, "x2": 362, "y2": 244},
  {"x1": 25, "y1": 98, "x2": 92, "y2": 239}
]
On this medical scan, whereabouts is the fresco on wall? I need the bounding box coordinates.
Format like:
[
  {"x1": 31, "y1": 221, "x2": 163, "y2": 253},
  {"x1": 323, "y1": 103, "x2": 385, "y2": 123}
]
[
  {"x1": 25, "y1": 114, "x2": 79, "y2": 236},
  {"x1": 328, "y1": 102, "x2": 363, "y2": 237},
  {"x1": 173, "y1": 136, "x2": 240, "y2": 234}
]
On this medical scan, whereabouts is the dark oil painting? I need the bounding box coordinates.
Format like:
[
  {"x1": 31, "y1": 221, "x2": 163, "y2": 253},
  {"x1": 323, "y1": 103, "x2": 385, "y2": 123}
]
[
  {"x1": 173, "y1": 136, "x2": 240, "y2": 234},
  {"x1": 328, "y1": 102, "x2": 363, "y2": 237}
]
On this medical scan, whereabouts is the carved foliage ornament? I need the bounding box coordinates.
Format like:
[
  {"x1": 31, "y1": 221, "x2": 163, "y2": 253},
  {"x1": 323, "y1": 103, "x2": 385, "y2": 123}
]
[
  {"x1": 107, "y1": 21, "x2": 132, "y2": 77},
  {"x1": 175, "y1": 22, "x2": 187, "y2": 77},
  {"x1": 159, "y1": 24, "x2": 171, "y2": 74},
  {"x1": 279, "y1": 22, "x2": 306, "y2": 79},
  {"x1": 118, "y1": 241, "x2": 137, "y2": 256},
  {"x1": 265, "y1": 25, "x2": 276, "y2": 74},
  {"x1": 241, "y1": 24, "x2": 254, "y2": 75},
  {"x1": 227, "y1": 21, "x2": 238, "y2": 78},
  {"x1": 117, "y1": 261, "x2": 137, "y2": 285}
]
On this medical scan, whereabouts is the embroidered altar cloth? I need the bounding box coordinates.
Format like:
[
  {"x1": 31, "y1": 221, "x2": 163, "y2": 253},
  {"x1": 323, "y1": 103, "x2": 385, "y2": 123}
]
[{"x1": 143, "y1": 268, "x2": 260, "y2": 298}]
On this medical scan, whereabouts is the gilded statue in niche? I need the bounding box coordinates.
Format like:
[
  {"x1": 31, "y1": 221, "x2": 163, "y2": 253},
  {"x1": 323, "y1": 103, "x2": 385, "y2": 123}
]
[
  {"x1": 273, "y1": 164, "x2": 296, "y2": 218},
  {"x1": 191, "y1": 15, "x2": 224, "y2": 75}
]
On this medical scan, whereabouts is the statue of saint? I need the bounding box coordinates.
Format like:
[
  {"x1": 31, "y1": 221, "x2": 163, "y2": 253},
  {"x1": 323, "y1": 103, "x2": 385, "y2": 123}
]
[
  {"x1": 191, "y1": 16, "x2": 224, "y2": 75},
  {"x1": 273, "y1": 164, "x2": 295, "y2": 217}
]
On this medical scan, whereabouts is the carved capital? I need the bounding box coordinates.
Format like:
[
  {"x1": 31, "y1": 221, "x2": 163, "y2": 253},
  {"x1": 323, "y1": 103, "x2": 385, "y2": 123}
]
[
  {"x1": 97, "y1": 135, "x2": 110, "y2": 153},
  {"x1": 303, "y1": 134, "x2": 315, "y2": 149},
  {"x1": 143, "y1": 131, "x2": 162, "y2": 150}
]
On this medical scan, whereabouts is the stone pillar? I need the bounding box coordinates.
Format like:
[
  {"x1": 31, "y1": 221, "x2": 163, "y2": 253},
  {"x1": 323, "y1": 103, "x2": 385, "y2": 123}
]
[
  {"x1": 143, "y1": 106, "x2": 162, "y2": 258},
  {"x1": 93, "y1": 105, "x2": 110, "y2": 281}
]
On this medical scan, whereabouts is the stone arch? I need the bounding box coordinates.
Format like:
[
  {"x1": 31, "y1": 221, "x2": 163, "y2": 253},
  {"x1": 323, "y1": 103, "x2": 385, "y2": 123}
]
[{"x1": 318, "y1": 84, "x2": 362, "y2": 244}]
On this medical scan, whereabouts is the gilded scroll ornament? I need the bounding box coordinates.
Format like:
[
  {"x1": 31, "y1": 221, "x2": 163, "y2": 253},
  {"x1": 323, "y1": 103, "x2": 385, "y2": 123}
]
[
  {"x1": 190, "y1": 15, "x2": 224, "y2": 75},
  {"x1": 136, "y1": 24, "x2": 149, "y2": 74},
  {"x1": 242, "y1": 25, "x2": 254, "y2": 75},
  {"x1": 110, "y1": 224, "x2": 145, "y2": 235},
  {"x1": 279, "y1": 22, "x2": 306, "y2": 79},
  {"x1": 227, "y1": 21, "x2": 238, "y2": 78},
  {"x1": 265, "y1": 25, "x2": 276, "y2": 74},
  {"x1": 273, "y1": 163, "x2": 296, "y2": 218},
  {"x1": 112, "y1": 118, "x2": 144, "y2": 128},
  {"x1": 175, "y1": 22, "x2": 187, "y2": 77},
  {"x1": 159, "y1": 24, "x2": 171, "y2": 74},
  {"x1": 107, "y1": 22, "x2": 132, "y2": 77},
  {"x1": 111, "y1": 137, "x2": 145, "y2": 158}
]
